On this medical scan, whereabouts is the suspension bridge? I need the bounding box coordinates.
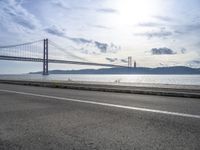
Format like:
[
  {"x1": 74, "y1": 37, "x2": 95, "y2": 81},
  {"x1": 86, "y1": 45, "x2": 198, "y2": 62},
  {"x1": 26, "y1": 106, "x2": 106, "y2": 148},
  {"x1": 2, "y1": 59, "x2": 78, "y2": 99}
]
[{"x1": 0, "y1": 39, "x2": 127, "y2": 75}]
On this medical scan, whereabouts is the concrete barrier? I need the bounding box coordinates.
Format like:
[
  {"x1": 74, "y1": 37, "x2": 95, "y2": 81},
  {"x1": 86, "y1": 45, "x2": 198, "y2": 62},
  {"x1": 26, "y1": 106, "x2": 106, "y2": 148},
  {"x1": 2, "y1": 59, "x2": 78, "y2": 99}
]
[{"x1": 0, "y1": 79, "x2": 200, "y2": 98}]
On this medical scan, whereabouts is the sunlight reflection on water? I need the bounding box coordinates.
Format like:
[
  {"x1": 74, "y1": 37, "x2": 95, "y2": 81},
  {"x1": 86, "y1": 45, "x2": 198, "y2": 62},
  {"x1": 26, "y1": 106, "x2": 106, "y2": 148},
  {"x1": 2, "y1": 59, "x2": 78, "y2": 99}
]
[{"x1": 1, "y1": 74, "x2": 200, "y2": 86}]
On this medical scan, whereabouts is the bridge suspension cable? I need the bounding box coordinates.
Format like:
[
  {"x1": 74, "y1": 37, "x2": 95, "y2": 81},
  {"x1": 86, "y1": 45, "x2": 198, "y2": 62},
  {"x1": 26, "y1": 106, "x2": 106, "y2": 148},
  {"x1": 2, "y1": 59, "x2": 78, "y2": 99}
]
[
  {"x1": 0, "y1": 39, "x2": 43, "y2": 49},
  {"x1": 0, "y1": 39, "x2": 44, "y2": 59},
  {"x1": 0, "y1": 38, "x2": 127, "y2": 75},
  {"x1": 48, "y1": 40, "x2": 89, "y2": 62}
]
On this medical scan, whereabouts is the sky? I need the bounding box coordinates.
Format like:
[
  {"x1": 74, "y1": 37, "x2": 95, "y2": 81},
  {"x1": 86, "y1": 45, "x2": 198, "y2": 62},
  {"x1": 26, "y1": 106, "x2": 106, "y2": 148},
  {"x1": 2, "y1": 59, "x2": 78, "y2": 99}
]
[{"x1": 0, "y1": 0, "x2": 200, "y2": 74}]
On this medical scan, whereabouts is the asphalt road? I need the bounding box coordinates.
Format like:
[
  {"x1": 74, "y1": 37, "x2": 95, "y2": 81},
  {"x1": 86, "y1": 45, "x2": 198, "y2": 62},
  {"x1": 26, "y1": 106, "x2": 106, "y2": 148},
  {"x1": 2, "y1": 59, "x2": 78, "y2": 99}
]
[{"x1": 0, "y1": 83, "x2": 200, "y2": 150}]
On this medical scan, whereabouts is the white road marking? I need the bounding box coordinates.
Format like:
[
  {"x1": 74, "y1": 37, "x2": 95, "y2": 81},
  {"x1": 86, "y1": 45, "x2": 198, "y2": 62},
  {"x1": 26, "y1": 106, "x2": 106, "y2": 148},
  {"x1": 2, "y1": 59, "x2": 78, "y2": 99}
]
[{"x1": 0, "y1": 89, "x2": 200, "y2": 119}]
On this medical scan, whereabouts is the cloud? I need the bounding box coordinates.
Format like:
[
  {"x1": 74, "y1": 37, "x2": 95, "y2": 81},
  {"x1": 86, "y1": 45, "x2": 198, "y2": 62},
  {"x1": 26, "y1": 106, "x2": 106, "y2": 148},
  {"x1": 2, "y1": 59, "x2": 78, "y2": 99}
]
[
  {"x1": 138, "y1": 22, "x2": 162, "y2": 27},
  {"x1": 96, "y1": 8, "x2": 118, "y2": 14},
  {"x1": 90, "y1": 25, "x2": 111, "y2": 30},
  {"x1": 0, "y1": 0, "x2": 40, "y2": 32},
  {"x1": 187, "y1": 60, "x2": 200, "y2": 68},
  {"x1": 44, "y1": 26, "x2": 121, "y2": 54},
  {"x1": 51, "y1": 0, "x2": 88, "y2": 11},
  {"x1": 180, "y1": 48, "x2": 187, "y2": 54},
  {"x1": 94, "y1": 41, "x2": 108, "y2": 53},
  {"x1": 195, "y1": 42, "x2": 200, "y2": 48},
  {"x1": 174, "y1": 30, "x2": 184, "y2": 34},
  {"x1": 154, "y1": 16, "x2": 173, "y2": 22},
  {"x1": 135, "y1": 27, "x2": 173, "y2": 39},
  {"x1": 67, "y1": 37, "x2": 120, "y2": 54},
  {"x1": 44, "y1": 26, "x2": 66, "y2": 37},
  {"x1": 44, "y1": 25, "x2": 121, "y2": 54},
  {"x1": 137, "y1": 18, "x2": 200, "y2": 38},
  {"x1": 106, "y1": 57, "x2": 118, "y2": 62},
  {"x1": 105, "y1": 57, "x2": 128, "y2": 64},
  {"x1": 121, "y1": 59, "x2": 128, "y2": 63},
  {"x1": 44, "y1": 25, "x2": 113, "y2": 54},
  {"x1": 67, "y1": 37, "x2": 92, "y2": 44},
  {"x1": 14, "y1": 17, "x2": 36, "y2": 30},
  {"x1": 192, "y1": 60, "x2": 200, "y2": 64},
  {"x1": 151, "y1": 47, "x2": 176, "y2": 55},
  {"x1": 51, "y1": 0, "x2": 70, "y2": 9},
  {"x1": 171, "y1": 21, "x2": 200, "y2": 35},
  {"x1": 184, "y1": 23, "x2": 200, "y2": 32}
]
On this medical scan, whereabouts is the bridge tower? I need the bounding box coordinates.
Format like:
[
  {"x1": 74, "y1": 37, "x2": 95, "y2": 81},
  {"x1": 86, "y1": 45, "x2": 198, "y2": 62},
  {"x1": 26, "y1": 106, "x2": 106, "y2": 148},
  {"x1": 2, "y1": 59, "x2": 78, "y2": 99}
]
[
  {"x1": 134, "y1": 61, "x2": 136, "y2": 68},
  {"x1": 128, "y1": 56, "x2": 132, "y2": 67},
  {"x1": 43, "y1": 39, "x2": 48, "y2": 75}
]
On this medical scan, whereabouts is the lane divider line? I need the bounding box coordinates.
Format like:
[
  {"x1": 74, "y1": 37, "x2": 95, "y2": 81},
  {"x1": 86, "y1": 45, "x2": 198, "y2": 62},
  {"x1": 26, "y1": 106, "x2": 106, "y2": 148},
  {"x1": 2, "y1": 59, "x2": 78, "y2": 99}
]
[{"x1": 0, "y1": 89, "x2": 200, "y2": 119}]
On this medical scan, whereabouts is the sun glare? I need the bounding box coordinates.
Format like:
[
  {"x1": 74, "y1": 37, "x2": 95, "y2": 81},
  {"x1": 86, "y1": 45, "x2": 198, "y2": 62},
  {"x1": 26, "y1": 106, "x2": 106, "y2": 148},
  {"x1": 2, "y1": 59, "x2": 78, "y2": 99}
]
[{"x1": 116, "y1": 0, "x2": 159, "y2": 25}]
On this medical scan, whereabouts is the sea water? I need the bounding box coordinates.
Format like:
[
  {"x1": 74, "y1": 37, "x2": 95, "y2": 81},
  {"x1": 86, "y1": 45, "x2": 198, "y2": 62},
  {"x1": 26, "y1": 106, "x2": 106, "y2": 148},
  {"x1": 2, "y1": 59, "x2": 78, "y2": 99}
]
[{"x1": 0, "y1": 74, "x2": 200, "y2": 86}]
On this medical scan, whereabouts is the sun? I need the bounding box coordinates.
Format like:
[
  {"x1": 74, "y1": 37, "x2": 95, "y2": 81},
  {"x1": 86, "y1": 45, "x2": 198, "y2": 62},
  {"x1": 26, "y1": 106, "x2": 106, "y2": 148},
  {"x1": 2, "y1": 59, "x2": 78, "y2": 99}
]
[{"x1": 116, "y1": 0, "x2": 160, "y2": 26}]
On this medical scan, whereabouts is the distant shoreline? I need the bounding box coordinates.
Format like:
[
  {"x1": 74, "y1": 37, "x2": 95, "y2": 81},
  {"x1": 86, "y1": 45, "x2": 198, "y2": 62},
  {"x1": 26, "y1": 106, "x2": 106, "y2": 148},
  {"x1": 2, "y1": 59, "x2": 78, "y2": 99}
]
[{"x1": 30, "y1": 66, "x2": 200, "y2": 75}]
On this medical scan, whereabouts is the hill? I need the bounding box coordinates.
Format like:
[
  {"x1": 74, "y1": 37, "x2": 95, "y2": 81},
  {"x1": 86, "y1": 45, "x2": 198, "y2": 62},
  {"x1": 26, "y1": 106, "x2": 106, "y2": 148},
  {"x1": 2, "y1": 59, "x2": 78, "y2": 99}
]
[{"x1": 30, "y1": 66, "x2": 200, "y2": 74}]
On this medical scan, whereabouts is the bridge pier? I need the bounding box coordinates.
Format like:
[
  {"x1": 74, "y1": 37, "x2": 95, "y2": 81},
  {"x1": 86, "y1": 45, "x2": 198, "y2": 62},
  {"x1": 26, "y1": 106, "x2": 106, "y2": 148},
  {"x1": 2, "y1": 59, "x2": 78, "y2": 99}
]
[{"x1": 43, "y1": 39, "x2": 48, "y2": 75}]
